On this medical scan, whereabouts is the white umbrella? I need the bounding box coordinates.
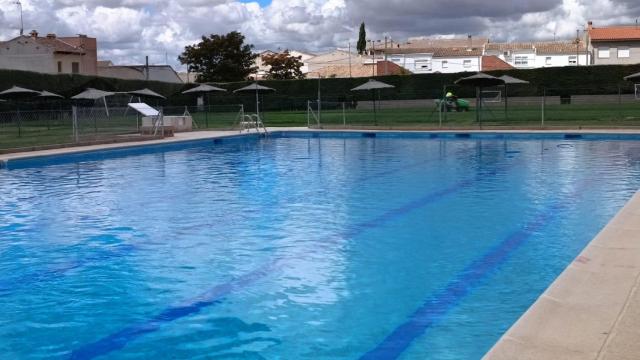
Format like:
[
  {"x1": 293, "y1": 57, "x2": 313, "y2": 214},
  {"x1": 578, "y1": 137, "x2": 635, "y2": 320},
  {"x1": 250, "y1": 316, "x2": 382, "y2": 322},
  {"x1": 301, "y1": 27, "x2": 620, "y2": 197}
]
[
  {"x1": 182, "y1": 84, "x2": 226, "y2": 127},
  {"x1": 71, "y1": 88, "x2": 116, "y2": 100},
  {"x1": 127, "y1": 88, "x2": 166, "y2": 100},
  {"x1": 0, "y1": 86, "x2": 41, "y2": 98},
  {"x1": 38, "y1": 90, "x2": 65, "y2": 99},
  {"x1": 455, "y1": 73, "x2": 505, "y2": 125},
  {"x1": 498, "y1": 75, "x2": 529, "y2": 120},
  {"x1": 182, "y1": 84, "x2": 226, "y2": 94},
  {"x1": 0, "y1": 86, "x2": 42, "y2": 137},
  {"x1": 234, "y1": 83, "x2": 276, "y2": 119},
  {"x1": 351, "y1": 79, "x2": 395, "y2": 125}
]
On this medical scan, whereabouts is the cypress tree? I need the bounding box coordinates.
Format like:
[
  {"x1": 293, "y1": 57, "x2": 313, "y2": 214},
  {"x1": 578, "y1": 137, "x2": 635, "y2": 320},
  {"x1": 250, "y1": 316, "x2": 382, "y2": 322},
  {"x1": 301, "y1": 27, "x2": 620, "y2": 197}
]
[{"x1": 357, "y1": 22, "x2": 367, "y2": 55}]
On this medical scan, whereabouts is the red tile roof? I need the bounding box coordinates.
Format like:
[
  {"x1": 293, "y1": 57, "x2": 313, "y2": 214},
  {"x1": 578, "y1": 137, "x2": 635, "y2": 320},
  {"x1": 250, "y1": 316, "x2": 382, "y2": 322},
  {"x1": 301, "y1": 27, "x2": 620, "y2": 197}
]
[
  {"x1": 482, "y1": 56, "x2": 514, "y2": 71},
  {"x1": 589, "y1": 26, "x2": 640, "y2": 41}
]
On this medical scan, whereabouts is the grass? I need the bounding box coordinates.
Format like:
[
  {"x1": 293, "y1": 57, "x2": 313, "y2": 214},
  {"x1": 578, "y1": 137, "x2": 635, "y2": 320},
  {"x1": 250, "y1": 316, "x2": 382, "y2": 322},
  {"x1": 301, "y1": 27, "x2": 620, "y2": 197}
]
[{"x1": 3, "y1": 102, "x2": 640, "y2": 151}]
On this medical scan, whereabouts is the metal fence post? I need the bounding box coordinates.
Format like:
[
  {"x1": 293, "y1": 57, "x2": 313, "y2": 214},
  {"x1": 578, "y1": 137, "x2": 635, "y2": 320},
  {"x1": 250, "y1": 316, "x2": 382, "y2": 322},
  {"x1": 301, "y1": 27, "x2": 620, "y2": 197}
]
[
  {"x1": 343, "y1": 102, "x2": 346, "y2": 128},
  {"x1": 618, "y1": 84, "x2": 622, "y2": 120},
  {"x1": 205, "y1": 104, "x2": 209, "y2": 128},
  {"x1": 307, "y1": 100, "x2": 310, "y2": 128},
  {"x1": 541, "y1": 87, "x2": 546, "y2": 128},
  {"x1": 72, "y1": 105, "x2": 78, "y2": 143}
]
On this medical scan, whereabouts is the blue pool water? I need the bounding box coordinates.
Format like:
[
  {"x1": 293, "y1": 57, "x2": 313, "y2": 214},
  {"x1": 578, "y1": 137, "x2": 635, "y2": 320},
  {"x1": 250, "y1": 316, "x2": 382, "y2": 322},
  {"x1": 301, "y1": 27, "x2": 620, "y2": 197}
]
[{"x1": 1, "y1": 132, "x2": 640, "y2": 359}]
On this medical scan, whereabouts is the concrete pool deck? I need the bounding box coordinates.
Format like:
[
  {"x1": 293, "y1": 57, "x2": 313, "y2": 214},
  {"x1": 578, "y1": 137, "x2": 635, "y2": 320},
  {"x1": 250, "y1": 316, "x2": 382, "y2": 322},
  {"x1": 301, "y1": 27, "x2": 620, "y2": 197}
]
[
  {"x1": 485, "y1": 190, "x2": 640, "y2": 360},
  {"x1": 1, "y1": 127, "x2": 640, "y2": 359}
]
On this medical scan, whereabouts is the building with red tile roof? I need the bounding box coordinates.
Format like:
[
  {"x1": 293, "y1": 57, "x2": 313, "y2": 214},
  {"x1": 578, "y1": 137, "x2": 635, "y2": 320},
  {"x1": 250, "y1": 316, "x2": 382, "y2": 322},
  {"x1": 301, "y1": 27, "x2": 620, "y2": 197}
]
[
  {"x1": 587, "y1": 21, "x2": 640, "y2": 65},
  {"x1": 0, "y1": 30, "x2": 97, "y2": 75}
]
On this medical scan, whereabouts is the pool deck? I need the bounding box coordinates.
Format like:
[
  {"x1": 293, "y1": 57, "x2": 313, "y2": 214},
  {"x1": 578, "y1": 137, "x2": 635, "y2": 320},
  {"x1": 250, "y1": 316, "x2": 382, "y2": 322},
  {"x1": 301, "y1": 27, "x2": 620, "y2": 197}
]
[
  {"x1": 2, "y1": 127, "x2": 640, "y2": 359},
  {"x1": 485, "y1": 190, "x2": 640, "y2": 360}
]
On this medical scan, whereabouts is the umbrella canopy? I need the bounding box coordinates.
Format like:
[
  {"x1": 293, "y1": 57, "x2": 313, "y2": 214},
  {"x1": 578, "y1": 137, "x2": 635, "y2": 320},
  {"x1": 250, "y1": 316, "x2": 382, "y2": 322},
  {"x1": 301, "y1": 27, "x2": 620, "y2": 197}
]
[
  {"x1": 127, "y1": 88, "x2": 166, "y2": 99},
  {"x1": 71, "y1": 88, "x2": 116, "y2": 100},
  {"x1": 182, "y1": 84, "x2": 226, "y2": 94},
  {"x1": 351, "y1": 79, "x2": 395, "y2": 91},
  {"x1": 350, "y1": 79, "x2": 395, "y2": 126},
  {"x1": 38, "y1": 90, "x2": 65, "y2": 99},
  {"x1": 0, "y1": 86, "x2": 42, "y2": 98},
  {"x1": 455, "y1": 72, "x2": 505, "y2": 87},
  {"x1": 624, "y1": 72, "x2": 640, "y2": 81},
  {"x1": 233, "y1": 83, "x2": 276, "y2": 93},
  {"x1": 498, "y1": 75, "x2": 530, "y2": 85}
]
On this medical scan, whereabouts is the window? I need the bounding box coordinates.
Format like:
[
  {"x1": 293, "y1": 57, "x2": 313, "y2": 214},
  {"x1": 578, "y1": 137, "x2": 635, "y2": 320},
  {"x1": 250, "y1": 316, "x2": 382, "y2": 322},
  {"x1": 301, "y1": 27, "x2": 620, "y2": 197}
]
[
  {"x1": 618, "y1": 47, "x2": 630, "y2": 58},
  {"x1": 442, "y1": 60, "x2": 448, "y2": 69},
  {"x1": 598, "y1": 47, "x2": 610, "y2": 58},
  {"x1": 57, "y1": 61, "x2": 62, "y2": 73},
  {"x1": 514, "y1": 56, "x2": 529, "y2": 66},
  {"x1": 545, "y1": 57, "x2": 552, "y2": 66},
  {"x1": 391, "y1": 58, "x2": 401, "y2": 62},
  {"x1": 569, "y1": 55, "x2": 578, "y2": 65},
  {"x1": 72, "y1": 62, "x2": 80, "y2": 74},
  {"x1": 463, "y1": 60, "x2": 472, "y2": 68},
  {"x1": 414, "y1": 60, "x2": 431, "y2": 72}
]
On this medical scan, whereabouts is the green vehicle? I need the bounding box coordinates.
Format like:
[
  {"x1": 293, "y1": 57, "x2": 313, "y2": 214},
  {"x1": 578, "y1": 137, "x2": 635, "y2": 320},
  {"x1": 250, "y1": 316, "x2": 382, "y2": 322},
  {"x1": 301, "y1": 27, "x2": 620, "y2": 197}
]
[{"x1": 435, "y1": 97, "x2": 470, "y2": 112}]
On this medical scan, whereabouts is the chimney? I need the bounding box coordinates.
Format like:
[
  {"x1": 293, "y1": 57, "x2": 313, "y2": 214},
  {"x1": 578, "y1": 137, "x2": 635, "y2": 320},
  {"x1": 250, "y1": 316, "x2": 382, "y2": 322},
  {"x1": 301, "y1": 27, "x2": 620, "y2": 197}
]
[
  {"x1": 46, "y1": 33, "x2": 56, "y2": 39},
  {"x1": 587, "y1": 21, "x2": 593, "y2": 30},
  {"x1": 467, "y1": 34, "x2": 472, "y2": 49},
  {"x1": 29, "y1": 30, "x2": 38, "y2": 38}
]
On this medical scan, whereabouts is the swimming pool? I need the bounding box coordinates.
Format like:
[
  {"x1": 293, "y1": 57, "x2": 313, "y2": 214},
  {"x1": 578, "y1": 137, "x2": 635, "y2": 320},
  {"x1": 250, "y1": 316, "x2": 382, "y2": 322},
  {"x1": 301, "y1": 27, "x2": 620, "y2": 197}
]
[{"x1": 1, "y1": 131, "x2": 639, "y2": 359}]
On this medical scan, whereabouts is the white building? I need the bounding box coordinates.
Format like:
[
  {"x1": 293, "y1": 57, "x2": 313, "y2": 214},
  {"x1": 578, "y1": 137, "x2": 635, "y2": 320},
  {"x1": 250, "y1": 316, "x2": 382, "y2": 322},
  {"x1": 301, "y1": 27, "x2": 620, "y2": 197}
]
[
  {"x1": 484, "y1": 41, "x2": 589, "y2": 69},
  {"x1": 0, "y1": 30, "x2": 97, "y2": 75},
  {"x1": 383, "y1": 47, "x2": 484, "y2": 74}
]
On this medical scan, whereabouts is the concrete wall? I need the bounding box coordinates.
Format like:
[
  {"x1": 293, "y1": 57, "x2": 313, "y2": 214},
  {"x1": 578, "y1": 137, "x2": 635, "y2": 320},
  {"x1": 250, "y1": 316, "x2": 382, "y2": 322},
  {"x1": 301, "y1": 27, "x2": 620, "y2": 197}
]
[
  {"x1": 387, "y1": 53, "x2": 480, "y2": 74},
  {"x1": 432, "y1": 56, "x2": 480, "y2": 73},
  {"x1": 59, "y1": 36, "x2": 97, "y2": 75},
  {"x1": 591, "y1": 41, "x2": 640, "y2": 65},
  {"x1": 0, "y1": 38, "x2": 57, "y2": 73},
  {"x1": 534, "y1": 54, "x2": 589, "y2": 68},
  {"x1": 0, "y1": 35, "x2": 96, "y2": 75}
]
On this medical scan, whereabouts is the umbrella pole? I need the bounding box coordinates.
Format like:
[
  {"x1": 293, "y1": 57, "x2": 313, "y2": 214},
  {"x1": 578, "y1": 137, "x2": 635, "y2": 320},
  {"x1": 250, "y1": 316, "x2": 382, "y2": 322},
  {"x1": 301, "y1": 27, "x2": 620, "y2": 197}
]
[
  {"x1": 476, "y1": 87, "x2": 480, "y2": 124},
  {"x1": 256, "y1": 88, "x2": 260, "y2": 121},
  {"x1": 504, "y1": 85, "x2": 508, "y2": 121},
  {"x1": 372, "y1": 90, "x2": 377, "y2": 126},
  {"x1": 206, "y1": 92, "x2": 210, "y2": 128},
  {"x1": 17, "y1": 107, "x2": 22, "y2": 138}
]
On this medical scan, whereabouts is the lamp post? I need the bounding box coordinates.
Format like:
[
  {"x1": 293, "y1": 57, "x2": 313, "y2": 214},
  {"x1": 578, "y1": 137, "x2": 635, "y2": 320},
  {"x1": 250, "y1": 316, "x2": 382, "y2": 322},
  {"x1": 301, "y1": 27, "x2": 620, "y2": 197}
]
[
  {"x1": 14, "y1": 1, "x2": 23, "y2": 36},
  {"x1": 368, "y1": 39, "x2": 382, "y2": 77}
]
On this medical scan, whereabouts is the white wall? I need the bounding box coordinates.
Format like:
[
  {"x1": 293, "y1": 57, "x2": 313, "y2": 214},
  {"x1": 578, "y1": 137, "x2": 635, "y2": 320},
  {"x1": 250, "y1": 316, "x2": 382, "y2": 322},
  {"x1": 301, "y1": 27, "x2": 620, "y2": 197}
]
[
  {"x1": 387, "y1": 53, "x2": 433, "y2": 73},
  {"x1": 432, "y1": 57, "x2": 480, "y2": 73},
  {"x1": 387, "y1": 53, "x2": 480, "y2": 74},
  {"x1": 0, "y1": 38, "x2": 57, "y2": 73},
  {"x1": 534, "y1": 54, "x2": 589, "y2": 68}
]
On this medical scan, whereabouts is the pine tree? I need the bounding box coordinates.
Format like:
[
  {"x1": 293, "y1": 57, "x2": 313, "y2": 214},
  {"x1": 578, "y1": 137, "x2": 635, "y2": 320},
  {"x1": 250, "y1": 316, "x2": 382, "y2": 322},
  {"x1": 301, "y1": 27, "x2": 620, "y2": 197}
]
[{"x1": 357, "y1": 22, "x2": 367, "y2": 55}]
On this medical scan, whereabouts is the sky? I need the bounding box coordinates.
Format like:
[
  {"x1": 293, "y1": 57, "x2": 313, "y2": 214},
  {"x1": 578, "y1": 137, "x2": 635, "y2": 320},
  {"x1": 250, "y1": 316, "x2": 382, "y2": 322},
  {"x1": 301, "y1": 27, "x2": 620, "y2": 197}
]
[{"x1": 0, "y1": 0, "x2": 638, "y2": 71}]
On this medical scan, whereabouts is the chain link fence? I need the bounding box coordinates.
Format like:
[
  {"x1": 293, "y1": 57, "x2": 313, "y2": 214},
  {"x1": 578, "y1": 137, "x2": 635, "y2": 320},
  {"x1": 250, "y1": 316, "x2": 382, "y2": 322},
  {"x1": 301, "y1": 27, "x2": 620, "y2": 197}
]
[
  {"x1": 2, "y1": 85, "x2": 640, "y2": 152},
  {"x1": 302, "y1": 86, "x2": 640, "y2": 129}
]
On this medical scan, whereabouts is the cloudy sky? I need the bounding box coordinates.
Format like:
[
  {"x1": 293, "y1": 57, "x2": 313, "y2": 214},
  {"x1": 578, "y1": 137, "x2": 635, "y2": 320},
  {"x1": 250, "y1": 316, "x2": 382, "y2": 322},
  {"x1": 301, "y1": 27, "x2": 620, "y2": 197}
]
[{"x1": 0, "y1": 0, "x2": 638, "y2": 71}]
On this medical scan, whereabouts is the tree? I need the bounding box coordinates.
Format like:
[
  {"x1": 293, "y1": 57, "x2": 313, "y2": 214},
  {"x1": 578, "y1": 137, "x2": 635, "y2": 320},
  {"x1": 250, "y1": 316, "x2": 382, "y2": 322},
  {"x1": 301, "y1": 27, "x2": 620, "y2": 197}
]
[
  {"x1": 178, "y1": 31, "x2": 258, "y2": 82},
  {"x1": 357, "y1": 22, "x2": 367, "y2": 55},
  {"x1": 262, "y1": 51, "x2": 305, "y2": 80}
]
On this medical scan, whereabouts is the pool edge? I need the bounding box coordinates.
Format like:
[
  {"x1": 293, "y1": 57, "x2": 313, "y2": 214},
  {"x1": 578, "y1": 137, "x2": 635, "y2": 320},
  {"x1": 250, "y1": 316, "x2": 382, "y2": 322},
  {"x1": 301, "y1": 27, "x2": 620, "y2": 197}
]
[
  {"x1": 4, "y1": 127, "x2": 640, "y2": 169},
  {"x1": 483, "y1": 190, "x2": 640, "y2": 360}
]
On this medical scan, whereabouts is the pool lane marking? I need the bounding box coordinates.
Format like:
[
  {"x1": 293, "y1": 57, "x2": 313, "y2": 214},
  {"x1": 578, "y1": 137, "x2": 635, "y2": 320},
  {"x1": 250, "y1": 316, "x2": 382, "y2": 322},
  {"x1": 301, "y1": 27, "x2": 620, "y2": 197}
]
[
  {"x1": 0, "y1": 150, "x2": 449, "y2": 295},
  {"x1": 68, "y1": 172, "x2": 489, "y2": 359},
  {"x1": 359, "y1": 184, "x2": 587, "y2": 360}
]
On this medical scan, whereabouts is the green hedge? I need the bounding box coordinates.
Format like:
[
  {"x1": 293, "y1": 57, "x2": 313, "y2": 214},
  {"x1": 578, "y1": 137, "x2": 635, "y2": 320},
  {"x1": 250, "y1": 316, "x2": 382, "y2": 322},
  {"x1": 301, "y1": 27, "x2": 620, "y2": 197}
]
[{"x1": 2, "y1": 64, "x2": 640, "y2": 112}]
